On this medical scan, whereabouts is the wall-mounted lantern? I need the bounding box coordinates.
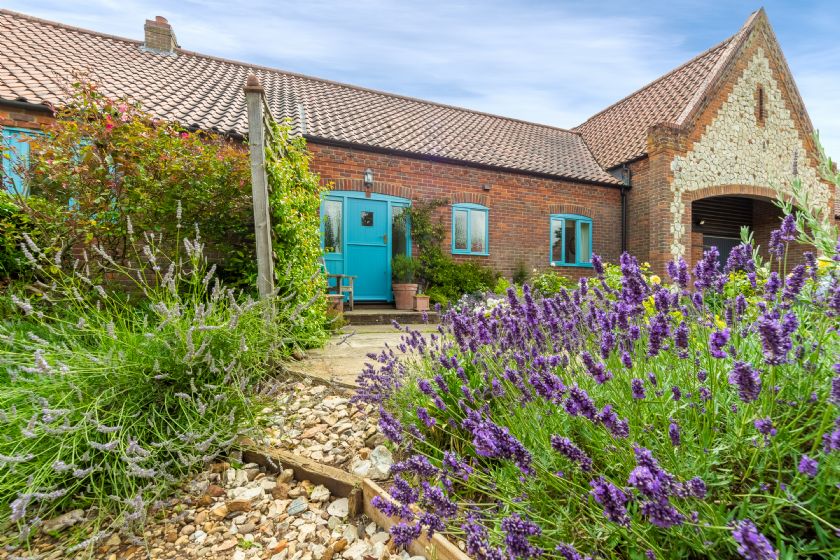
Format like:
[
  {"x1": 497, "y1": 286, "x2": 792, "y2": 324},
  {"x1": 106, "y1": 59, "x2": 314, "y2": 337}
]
[{"x1": 363, "y1": 168, "x2": 374, "y2": 187}]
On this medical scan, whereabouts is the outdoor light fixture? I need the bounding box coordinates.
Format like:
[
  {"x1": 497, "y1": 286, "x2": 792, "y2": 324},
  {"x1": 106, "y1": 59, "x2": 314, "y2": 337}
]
[
  {"x1": 481, "y1": 183, "x2": 491, "y2": 191},
  {"x1": 363, "y1": 168, "x2": 374, "y2": 187}
]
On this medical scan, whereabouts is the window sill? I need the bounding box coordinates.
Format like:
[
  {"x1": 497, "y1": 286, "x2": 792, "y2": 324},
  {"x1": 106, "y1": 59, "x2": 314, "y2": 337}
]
[
  {"x1": 453, "y1": 251, "x2": 490, "y2": 257},
  {"x1": 550, "y1": 262, "x2": 593, "y2": 268}
]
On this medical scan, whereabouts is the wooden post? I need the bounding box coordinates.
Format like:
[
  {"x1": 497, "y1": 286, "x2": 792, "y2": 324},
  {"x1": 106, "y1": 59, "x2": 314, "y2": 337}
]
[{"x1": 244, "y1": 75, "x2": 275, "y2": 299}]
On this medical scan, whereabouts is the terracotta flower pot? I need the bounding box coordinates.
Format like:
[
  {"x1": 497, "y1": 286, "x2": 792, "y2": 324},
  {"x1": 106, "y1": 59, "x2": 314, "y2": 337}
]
[
  {"x1": 413, "y1": 294, "x2": 430, "y2": 312},
  {"x1": 392, "y1": 283, "x2": 418, "y2": 310}
]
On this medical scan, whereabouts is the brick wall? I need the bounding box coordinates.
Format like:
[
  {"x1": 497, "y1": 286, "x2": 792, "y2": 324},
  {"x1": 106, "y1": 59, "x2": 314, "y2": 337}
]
[
  {"x1": 0, "y1": 103, "x2": 54, "y2": 130},
  {"x1": 307, "y1": 142, "x2": 623, "y2": 280}
]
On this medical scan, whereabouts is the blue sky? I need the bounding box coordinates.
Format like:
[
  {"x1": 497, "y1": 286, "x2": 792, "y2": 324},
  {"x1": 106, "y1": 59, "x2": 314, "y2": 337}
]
[{"x1": 7, "y1": 0, "x2": 840, "y2": 159}]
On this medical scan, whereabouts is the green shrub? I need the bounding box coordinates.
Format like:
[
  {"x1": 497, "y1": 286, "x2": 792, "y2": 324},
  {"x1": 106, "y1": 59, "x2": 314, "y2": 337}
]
[
  {"x1": 0, "y1": 193, "x2": 64, "y2": 283},
  {"x1": 530, "y1": 269, "x2": 577, "y2": 296},
  {"x1": 23, "y1": 79, "x2": 252, "y2": 275},
  {"x1": 392, "y1": 254, "x2": 419, "y2": 283},
  {"x1": 0, "y1": 224, "x2": 293, "y2": 552},
  {"x1": 418, "y1": 246, "x2": 497, "y2": 304}
]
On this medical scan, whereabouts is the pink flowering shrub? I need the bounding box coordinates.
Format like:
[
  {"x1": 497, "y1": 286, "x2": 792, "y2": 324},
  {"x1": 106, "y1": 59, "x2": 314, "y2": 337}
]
[{"x1": 356, "y1": 210, "x2": 839, "y2": 558}]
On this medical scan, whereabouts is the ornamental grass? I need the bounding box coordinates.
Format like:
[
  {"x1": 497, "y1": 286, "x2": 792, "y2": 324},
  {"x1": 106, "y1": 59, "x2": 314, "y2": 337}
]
[
  {"x1": 356, "y1": 213, "x2": 839, "y2": 559},
  {"x1": 0, "y1": 218, "x2": 301, "y2": 553}
]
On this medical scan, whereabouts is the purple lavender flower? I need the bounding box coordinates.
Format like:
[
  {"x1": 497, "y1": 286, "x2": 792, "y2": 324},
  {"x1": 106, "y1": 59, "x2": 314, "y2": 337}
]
[
  {"x1": 648, "y1": 372, "x2": 658, "y2": 386},
  {"x1": 591, "y1": 253, "x2": 604, "y2": 275},
  {"x1": 694, "y1": 247, "x2": 723, "y2": 291},
  {"x1": 764, "y1": 273, "x2": 781, "y2": 299},
  {"x1": 686, "y1": 477, "x2": 707, "y2": 499},
  {"x1": 621, "y1": 351, "x2": 633, "y2": 369},
  {"x1": 831, "y1": 375, "x2": 840, "y2": 406},
  {"x1": 672, "y1": 386, "x2": 682, "y2": 401},
  {"x1": 580, "y1": 351, "x2": 612, "y2": 384},
  {"x1": 556, "y1": 543, "x2": 592, "y2": 560},
  {"x1": 500, "y1": 513, "x2": 542, "y2": 559},
  {"x1": 756, "y1": 315, "x2": 792, "y2": 365},
  {"x1": 667, "y1": 258, "x2": 690, "y2": 289},
  {"x1": 390, "y1": 521, "x2": 422, "y2": 548},
  {"x1": 462, "y1": 409, "x2": 532, "y2": 474},
  {"x1": 598, "y1": 405, "x2": 630, "y2": 438},
  {"x1": 798, "y1": 455, "x2": 818, "y2": 477},
  {"x1": 779, "y1": 214, "x2": 797, "y2": 242},
  {"x1": 753, "y1": 418, "x2": 776, "y2": 437},
  {"x1": 589, "y1": 476, "x2": 630, "y2": 527},
  {"x1": 565, "y1": 386, "x2": 599, "y2": 422},
  {"x1": 824, "y1": 420, "x2": 840, "y2": 453},
  {"x1": 631, "y1": 378, "x2": 646, "y2": 400},
  {"x1": 443, "y1": 451, "x2": 473, "y2": 481},
  {"x1": 697, "y1": 370, "x2": 708, "y2": 382},
  {"x1": 640, "y1": 497, "x2": 685, "y2": 528},
  {"x1": 647, "y1": 313, "x2": 670, "y2": 357},
  {"x1": 416, "y1": 407, "x2": 436, "y2": 428},
  {"x1": 709, "y1": 328, "x2": 730, "y2": 359},
  {"x1": 726, "y1": 243, "x2": 756, "y2": 274},
  {"x1": 551, "y1": 435, "x2": 593, "y2": 471},
  {"x1": 379, "y1": 406, "x2": 404, "y2": 443},
  {"x1": 462, "y1": 513, "x2": 503, "y2": 560},
  {"x1": 729, "y1": 361, "x2": 762, "y2": 403},
  {"x1": 731, "y1": 519, "x2": 778, "y2": 560},
  {"x1": 768, "y1": 230, "x2": 785, "y2": 259},
  {"x1": 668, "y1": 421, "x2": 681, "y2": 447},
  {"x1": 674, "y1": 322, "x2": 689, "y2": 350},
  {"x1": 782, "y1": 264, "x2": 806, "y2": 301}
]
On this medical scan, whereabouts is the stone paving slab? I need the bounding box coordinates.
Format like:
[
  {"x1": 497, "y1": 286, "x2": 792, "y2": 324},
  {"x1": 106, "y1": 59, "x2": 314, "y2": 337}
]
[{"x1": 287, "y1": 326, "x2": 436, "y2": 388}]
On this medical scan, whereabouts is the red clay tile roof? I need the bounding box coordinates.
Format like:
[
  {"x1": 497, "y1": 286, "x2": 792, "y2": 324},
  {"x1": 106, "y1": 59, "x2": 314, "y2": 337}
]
[
  {"x1": 0, "y1": 9, "x2": 619, "y2": 185},
  {"x1": 575, "y1": 12, "x2": 758, "y2": 169}
]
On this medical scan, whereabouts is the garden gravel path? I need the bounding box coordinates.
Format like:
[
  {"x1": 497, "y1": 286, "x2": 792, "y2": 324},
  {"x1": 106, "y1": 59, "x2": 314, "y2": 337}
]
[{"x1": 3, "y1": 380, "x2": 406, "y2": 560}]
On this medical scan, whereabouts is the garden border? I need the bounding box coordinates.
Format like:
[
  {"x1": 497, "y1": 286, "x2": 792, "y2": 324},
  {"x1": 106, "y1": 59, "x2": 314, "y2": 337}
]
[{"x1": 236, "y1": 442, "x2": 471, "y2": 560}]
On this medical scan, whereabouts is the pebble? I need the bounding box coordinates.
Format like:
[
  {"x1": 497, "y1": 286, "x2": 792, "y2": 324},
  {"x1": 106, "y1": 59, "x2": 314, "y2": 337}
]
[
  {"x1": 310, "y1": 485, "x2": 330, "y2": 502},
  {"x1": 327, "y1": 498, "x2": 349, "y2": 518},
  {"x1": 287, "y1": 496, "x2": 309, "y2": 516}
]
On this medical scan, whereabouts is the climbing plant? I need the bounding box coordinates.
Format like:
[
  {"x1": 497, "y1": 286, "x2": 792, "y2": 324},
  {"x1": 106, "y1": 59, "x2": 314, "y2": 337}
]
[{"x1": 263, "y1": 120, "x2": 328, "y2": 343}]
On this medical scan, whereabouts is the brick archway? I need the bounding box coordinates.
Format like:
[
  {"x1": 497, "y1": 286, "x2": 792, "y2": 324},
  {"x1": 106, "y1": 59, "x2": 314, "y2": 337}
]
[
  {"x1": 325, "y1": 177, "x2": 413, "y2": 200},
  {"x1": 681, "y1": 184, "x2": 795, "y2": 267},
  {"x1": 682, "y1": 184, "x2": 778, "y2": 205}
]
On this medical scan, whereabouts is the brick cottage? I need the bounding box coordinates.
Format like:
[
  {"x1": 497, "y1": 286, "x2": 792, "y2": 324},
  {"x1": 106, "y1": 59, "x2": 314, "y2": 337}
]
[{"x1": 1, "y1": 8, "x2": 837, "y2": 302}]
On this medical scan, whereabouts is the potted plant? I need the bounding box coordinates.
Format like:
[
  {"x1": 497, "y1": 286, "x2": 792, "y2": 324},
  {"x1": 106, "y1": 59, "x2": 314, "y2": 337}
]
[
  {"x1": 391, "y1": 254, "x2": 418, "y2": 310},
  {"x1": 413, "y1": 283, "x2": 430, "y2": 312}
]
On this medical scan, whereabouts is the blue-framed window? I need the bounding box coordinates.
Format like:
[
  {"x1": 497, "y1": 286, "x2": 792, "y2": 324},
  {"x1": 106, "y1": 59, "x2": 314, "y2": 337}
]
[
  {"x1": 1, "y1": 127, "x2": 42, "y2": 196},
  {"x1": 550, "y1": 214, "x2": 592, "y2": 266},
  {"x1": 452, "y1": 203, "x2": 489, "y2": 255}
]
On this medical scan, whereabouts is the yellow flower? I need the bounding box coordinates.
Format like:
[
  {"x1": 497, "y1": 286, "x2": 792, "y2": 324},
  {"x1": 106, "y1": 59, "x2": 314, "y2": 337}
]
[
  {"x1": 817, "y1": 258, "x2": 832, "y2": 272},
  {"x1": 650, "y1": 275, "x2": 661, "y2": 285},
  {"x1": 714, "y1": 315, "x2": 726, "y2": 330}
]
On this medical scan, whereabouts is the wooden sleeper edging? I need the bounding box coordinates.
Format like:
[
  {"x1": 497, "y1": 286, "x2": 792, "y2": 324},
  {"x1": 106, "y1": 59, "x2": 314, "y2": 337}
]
[{"x1": 236, "y1": 443, "x2": 471, "y2": 560}]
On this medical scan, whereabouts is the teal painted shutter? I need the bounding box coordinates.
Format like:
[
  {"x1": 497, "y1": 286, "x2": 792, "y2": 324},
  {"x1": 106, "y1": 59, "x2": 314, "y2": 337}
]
[{"x1": 1, "y1": 128, "x2": 38, "y2": 196}]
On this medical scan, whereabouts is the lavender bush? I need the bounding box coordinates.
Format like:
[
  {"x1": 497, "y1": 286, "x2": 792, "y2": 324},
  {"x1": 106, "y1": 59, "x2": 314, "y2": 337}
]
[
  {"x1": 0, "y1": 216, "x2": 294, "y2": 552},
  {"x1": 356, "y1": 210, "x2": 839, "y2": 558}
]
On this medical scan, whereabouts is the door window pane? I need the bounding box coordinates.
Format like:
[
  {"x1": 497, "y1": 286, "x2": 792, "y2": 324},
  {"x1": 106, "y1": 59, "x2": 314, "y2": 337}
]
[
  {"x1": 392, "y1": 206, "x2": 408, "y2": 258},
  {"x1": 579, "y1": 221, "x2": 591, "y2": 262},
  {"x1": 565, "y1": 220, "x2": 577, "y2": 264},
  {"x1": 551, "y1": 219, "x2": 563, "y2": 263},
  {"x1": 361, "y1": 211, "x2": 374, "y2": 227},
  {"x1": 470, "y1": 210, "x2": 487, "y2": 253},
  {"x1": 454, "y1": 209, "x2": 468, "y2": 251},
  {"x1": 323, "y1": 199, "x2": 342, "y2": 253}
]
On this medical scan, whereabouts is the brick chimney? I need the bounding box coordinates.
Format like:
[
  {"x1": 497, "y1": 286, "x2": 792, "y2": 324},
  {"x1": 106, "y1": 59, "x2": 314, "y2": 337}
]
[{"x1": 143, "y1": 16, "x2": 178, "y2": 54}]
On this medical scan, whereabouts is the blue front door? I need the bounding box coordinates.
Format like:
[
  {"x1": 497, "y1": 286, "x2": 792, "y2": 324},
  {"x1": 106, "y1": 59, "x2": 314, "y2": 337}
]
[{"x1": 346, "y1": 197, "x2": 390, "y2": 300}]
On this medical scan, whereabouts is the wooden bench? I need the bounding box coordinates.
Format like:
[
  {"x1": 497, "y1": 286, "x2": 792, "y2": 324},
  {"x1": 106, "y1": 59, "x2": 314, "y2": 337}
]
[{"x1": 326, "y1": 273, "x2": 355, "y2": 311}]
